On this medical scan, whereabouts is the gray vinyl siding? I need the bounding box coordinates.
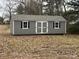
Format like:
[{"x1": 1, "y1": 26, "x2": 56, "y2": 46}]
[
  {"x1": 48, "y1": 21, "x2": 66, "y2": 34},
  {"x1": 11, "y1": 20, "x2": 66, "y2": 35},
  {"x1": 13, "y1": 21, "x2": 36, "y2": 35}
]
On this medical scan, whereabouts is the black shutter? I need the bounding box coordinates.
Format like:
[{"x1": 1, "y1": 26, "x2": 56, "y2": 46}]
[{"x1": 21, "y1": 21, "x2": 22, "y2": 28}]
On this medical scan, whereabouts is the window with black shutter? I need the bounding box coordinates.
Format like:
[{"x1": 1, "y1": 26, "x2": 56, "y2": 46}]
[
  {"x1": 24, "y1": 22, "x2": 28, "y2": 28},
  {"x1": 22, "y1": 21, "x2": 30, "y2": 29},
  {"x1": 53, "y1": 21, "x2": 60, "y2": 29}
]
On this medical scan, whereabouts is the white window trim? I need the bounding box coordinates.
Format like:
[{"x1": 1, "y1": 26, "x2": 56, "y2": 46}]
[
  {"x1": 54, "y1": 21, "x2": 60, "y2": 29},
  {"x1": 36, "y1": 21, "x2": 48, "y2": 34},
  {"x1": 22, "y1": 21, "x2": 29, "y2": 29}
]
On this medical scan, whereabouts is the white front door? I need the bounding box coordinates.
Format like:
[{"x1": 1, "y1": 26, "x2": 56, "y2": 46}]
[{"x1": 36, "y1": 21, "x2": 48, "y2": 34}]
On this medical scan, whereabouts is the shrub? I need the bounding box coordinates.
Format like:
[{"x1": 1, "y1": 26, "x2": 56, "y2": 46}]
[
  {"x1": 68, "y1": 22, "x2": 79, "y2": 34},
  {"x1": 68, "y1": 26, "x2": 79, "y2": 33},
  {"x1": 0, "y1": 17, "x2": 4, "y2": 24}
]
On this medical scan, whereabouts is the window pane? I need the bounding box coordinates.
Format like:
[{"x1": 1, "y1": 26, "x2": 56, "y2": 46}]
[
  {"x1": 43, "y1": 22, "x2": 47, "y2": 27},
  {"x1": 37, "y1": 28, "x2": 41, "y2": 33},
  {"x1": 37, "y1": 23, "x2": 41, "y2": 27},
  {"x1": 24, "y1": 22, "x2": 27, "y2": 28},
  {"x1": 43, "y1": 28, "x2": 47, "y2": 33},
  {"x1": 55, "y1": 23, "x2": 58, "y2": 27}
]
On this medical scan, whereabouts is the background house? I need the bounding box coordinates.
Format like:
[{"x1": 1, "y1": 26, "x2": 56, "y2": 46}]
[{"x1": 10, "y1": 15, "x2": 66, "y2": 35}]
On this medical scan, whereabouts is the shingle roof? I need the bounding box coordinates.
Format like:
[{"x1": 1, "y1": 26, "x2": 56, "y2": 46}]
[{"x1": 12, "y1": 15, "x2": 66, "y2": 21}]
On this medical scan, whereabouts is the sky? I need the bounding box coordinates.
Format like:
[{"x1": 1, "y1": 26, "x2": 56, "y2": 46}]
[
  {"x1": 0, "y1": 0, "x2": 71, "y2": 17},
  {"x1": 0, "y1": 0, "x2": 7, "y2": 17}
]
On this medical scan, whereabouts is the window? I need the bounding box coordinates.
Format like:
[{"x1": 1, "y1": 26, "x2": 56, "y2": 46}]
[
  {"x1": 22, "y1": 21, "x2": 29, "y2": 29},
  {"x1": 53, "y1": 21, "x2": 60, "y2": 29}
]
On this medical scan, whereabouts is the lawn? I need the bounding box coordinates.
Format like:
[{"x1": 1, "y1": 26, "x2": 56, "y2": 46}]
[{"x1": 0, "y1": 25, "x2": 79, "y2": 59}]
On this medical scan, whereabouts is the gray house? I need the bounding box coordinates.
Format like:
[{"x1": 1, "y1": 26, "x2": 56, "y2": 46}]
[{"x1": 10, "y1": 15, "x2": 67, "y2": 35}]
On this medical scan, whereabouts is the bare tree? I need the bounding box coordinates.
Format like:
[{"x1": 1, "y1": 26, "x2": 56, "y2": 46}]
[
  {"x1": 41, "y1": 0, "x2": 65, "y2": 15},
  {"x1": 17, "y1": 0, "x2": 42, "y2": 15},
  {"x1": 28, "y1": 0, "x2": 42, "y2": 15},
  {"x1": 62, "y1": 0, "x2": 67, "y2": 13},
  {"x1": 5, "y1": 0, "x2": 19, "y2": 21}
]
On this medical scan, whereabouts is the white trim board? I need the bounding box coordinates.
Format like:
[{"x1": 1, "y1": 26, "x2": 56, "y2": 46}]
[
  {"x1": 13, "y1": 21, "x2": 14, "y2": 35},
  {"x1": 36, "y1": 21, "x2": 48, "y2": 34}
]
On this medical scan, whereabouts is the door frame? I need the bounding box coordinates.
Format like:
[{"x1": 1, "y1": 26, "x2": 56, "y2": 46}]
[{"x1": 36, "y1": 21, "x2": 48, "y2": 34}]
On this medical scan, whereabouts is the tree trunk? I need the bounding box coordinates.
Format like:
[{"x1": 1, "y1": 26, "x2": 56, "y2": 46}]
[
  {"x1": 63, "y1": 0, "x2": 66, "y2": 13},
  {"x1": 9, "y1": 11, "x2": 12, "y2": 21}
]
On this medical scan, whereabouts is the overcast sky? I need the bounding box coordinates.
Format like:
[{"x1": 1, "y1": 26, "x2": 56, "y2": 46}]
[
  {"x1": 0, "y1": 0, "x2": 71, "y2": 17},
  {"x1": 0, "y1": 0, "x2": 7, "y2": 17}
]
